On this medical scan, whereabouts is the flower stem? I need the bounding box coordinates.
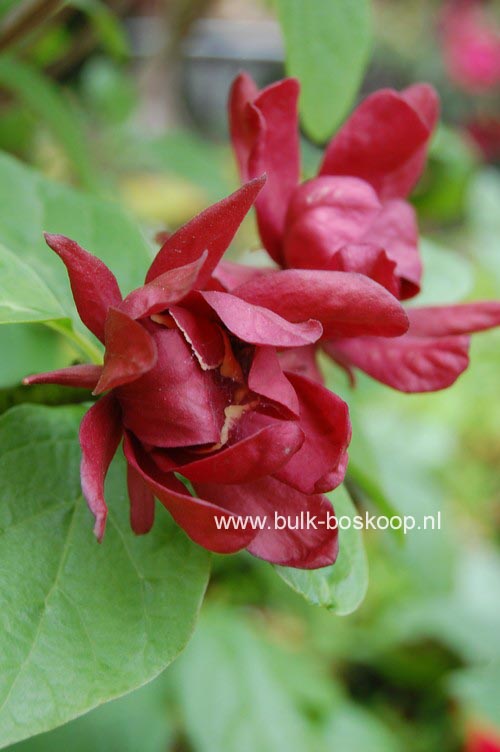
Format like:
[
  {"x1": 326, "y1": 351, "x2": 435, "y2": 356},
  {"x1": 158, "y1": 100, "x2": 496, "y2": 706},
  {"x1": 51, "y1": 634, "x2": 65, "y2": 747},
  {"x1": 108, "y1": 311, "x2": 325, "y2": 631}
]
[{"x1": 46, "y1": 321, "x2": 103, "y2": 365}]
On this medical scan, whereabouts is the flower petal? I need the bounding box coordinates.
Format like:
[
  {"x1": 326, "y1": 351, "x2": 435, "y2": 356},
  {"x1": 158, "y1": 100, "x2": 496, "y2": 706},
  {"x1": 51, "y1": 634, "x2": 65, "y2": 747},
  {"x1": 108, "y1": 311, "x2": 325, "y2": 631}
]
[
  {"x1": 194, "y1": 476, "x2": 339, "y2": 569},
  {"x1": 362, "y1": 199, "x2": 421, "y2": 299},
  {"x1": 248, "y1": 346, "x2": 300, "y2": 416},
  {"x1": 127, "y1": 462, "x2": 155, "y2": 535},
  {"x1": 169, "y1": 304, "x2": 224, "y2": 370},
  {"x1": 394, "y1": 84, "x2": 440, "y2": 199},
  {"x1": 200, "y1": 290, "x2": 323, "y2": 346},
  {"x1": 145, "y1": 178, "x2": 265, "y2": 286},
  {"x1": 79, "y1": 393, "x2": 122, "y2": 541},
  {"x1": 229, "y1": 75, "x2": 301, "y2": 265},
  {"x1": 117, "y1": 326, "x2": 226, "y2": 447},
  {"x1": 235, "y1": 269, "x2": 409, "y2": 338},
  {"x1": 325, "y1": 334, "x2": 471, "y2": 393},
  {"x1": 273, "y1": 373, "x2": 351, "y2": 494},
  {"x1": 177, "y1": 420, "x2": 304, "y2": 484},
  {"x1": 123, "y1": 433, "x2": 257, "y2": 553},
  {"x1": 93, "y1": 308, "x2": 157, "y2": 395},
  {"x1": 23, "y1": 364, "x2": 103, "y2": 389},
  {"x1": 319, "y1": 87, "x2": 438, "y2": 200},
  {"x1": 407, "y1": 302, "x2": 500, "y2": 336},
  {"x1": 44, "y1": 233, "x2": 122, "y2": 343},
  {"x1": 119, "y1": 252, "x2": 207, "y2": 320},
  {"x1": 314, "y1": 452, "x2": 350, "y2": 494},
  {"x1": 278, "y1": 345, "x2": 324, "y2": 384},
  {"x1": 328, "y1": 244, "x2": 400, "y2": 297},
  {"x1": 212, "y1": 260, "x2": 270, "y2": 292},
  {"x1": 229, "y1": 71, "x2": 260, "y2": 180},
  {"x1": 283, "y1": 176, "x2": 381, "y2": 269}
]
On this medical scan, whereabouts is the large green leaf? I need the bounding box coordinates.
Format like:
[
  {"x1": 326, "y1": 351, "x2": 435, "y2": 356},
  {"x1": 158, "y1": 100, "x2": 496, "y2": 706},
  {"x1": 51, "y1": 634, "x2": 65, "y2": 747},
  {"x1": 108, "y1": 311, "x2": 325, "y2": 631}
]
[
  {"x1": 0, "y1": 151, "x2": 153, "y2": 362},
  {"x1": 0, "y1": 152, "x2": 152, "y2": 315},
  {"x1": 276, "y1": 0, "x2": 372, "y2": 142},
  {"x1": 0, "y1": 404, "x2": 210, "y2": 748},
  {"x1": 9, "y1": 672, "x2": 172, "y2": 752},
  {"x1": 275, "y1": 485, "x2": 368, "y2": 613},
  {"x1": 0, "y1": 243, "x2": 66, "y2": 324},
  {"x1": 0, "y1": 325, "x2": 73, "y2": 389}
]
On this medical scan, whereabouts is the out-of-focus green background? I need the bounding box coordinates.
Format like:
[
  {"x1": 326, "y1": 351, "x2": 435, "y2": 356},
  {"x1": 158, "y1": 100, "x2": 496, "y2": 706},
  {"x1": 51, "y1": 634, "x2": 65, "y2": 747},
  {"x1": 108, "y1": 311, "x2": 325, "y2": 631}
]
[{"x1": 0, "y1": 1, "x2": 499, "y2": 750}]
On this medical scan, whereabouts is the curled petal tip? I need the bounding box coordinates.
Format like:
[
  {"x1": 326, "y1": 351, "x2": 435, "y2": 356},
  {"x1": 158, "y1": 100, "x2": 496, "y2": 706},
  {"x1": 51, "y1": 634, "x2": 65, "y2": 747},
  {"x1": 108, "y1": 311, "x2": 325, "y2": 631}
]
[
  {"x1": 93, "y1": 513, "x2": 107, "y2": 543},
  {"x1": 43, "y1": 231, "x2": 65, "y2": 246}
]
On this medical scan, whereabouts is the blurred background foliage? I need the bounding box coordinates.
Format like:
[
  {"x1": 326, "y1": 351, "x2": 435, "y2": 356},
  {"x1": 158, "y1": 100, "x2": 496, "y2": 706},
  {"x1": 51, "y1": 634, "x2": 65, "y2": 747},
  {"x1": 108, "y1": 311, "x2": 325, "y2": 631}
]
[{"x1": 0, "y1": 0, "x2": 499, "y2": 750}]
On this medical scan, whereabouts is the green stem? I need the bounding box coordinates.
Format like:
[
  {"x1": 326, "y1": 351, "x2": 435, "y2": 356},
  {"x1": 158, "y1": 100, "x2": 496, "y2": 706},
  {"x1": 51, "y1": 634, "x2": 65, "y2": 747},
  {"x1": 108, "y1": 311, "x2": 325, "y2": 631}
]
[{"x1": 46, "y1": 321, "x2": 103, "y2": 365}]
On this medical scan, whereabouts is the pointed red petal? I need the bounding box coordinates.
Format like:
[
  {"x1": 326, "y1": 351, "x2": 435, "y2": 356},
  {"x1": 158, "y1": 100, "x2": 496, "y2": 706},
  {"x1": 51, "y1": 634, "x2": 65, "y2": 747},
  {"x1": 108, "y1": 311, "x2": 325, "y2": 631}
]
[
  {"x1": 229, "y1": 72, "x2": 260, "y2": 181},
  {"x1": 145, "y1": 178, "x2": 265, "y2": 287},
  {"x1": 120, "y1": 252, "x2": 207, "y2": 320},
  {"x1": 93, "y1": 308, "x2": 157, "y2": 395},
  {"x1": 325, "y1": 333, "x2": 471, "y2": 393},
  {"x1": 127, "y1": 463, "x2": 155, "y2": 535},
  {"x1": 200, "y1": 290, "x2": 322, "y2": 347},
  {"x1": 235, "y1": 269, "x2": 409, "y2": 338},
  {"x1": 44, "y1": 233, "x2": 122, "y2": 342},
  {"x1": 123, "y1": 433, "x2": 256, "y2": 554},
  {"x1": 408, "y1": 302, "x2": 500, "y2": 336},
  {"x1": 248, "y1": 346, "x2": 300, "y2": 416},
  {"x1": 319, "y1": 87, "x2": 438, "y2": 199},
  {"x1": 229, "y1": 75, "x2": 300, "y2": 265},
  {"x1": 23, "y1": 364, "x2": 102, "y2": 389},
  {"x1": 79, "y1": 394, "x2": 122, "y2": 541},
  {"x1": 273, "y1": 373, "x2": 351, "y2": 494}
]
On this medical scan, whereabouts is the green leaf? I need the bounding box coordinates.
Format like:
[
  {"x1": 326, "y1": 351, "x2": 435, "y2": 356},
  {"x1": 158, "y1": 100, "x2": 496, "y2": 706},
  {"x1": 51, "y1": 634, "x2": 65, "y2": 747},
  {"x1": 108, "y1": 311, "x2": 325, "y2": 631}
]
[
  {"x1": 0, "y1": 152, "x2": 152, "y2": 306},
  {"x1": 276, "y1": 0, "x2": 372, "y2": 142},
  {"x1": 173, "y1": 607, "x2": 319, "y2": 752},
  {"x1": 0, "y1": 57, "x2": 98, "y2": 191},
  {"x1": 346, "y1": 460, "x2": 404, "y2": 543},
  {"x1": 0, "y1": 404, "x2": 209, "y2": 748},
  {"x1": 275, "y1": 485, "x2": 368, "y2": 613},
  {"x1": 0, "y1": 151, "x2": 153, "y2": 360},
  {"x1": 0, "y1": 243, "x2": 66, "y2": 324},
  {"x1": 8, "y1": 672, "x2": 172, "y2": 752},
  {"x1": 0, "y1": 325, "x2": 73, "y2": 389}
]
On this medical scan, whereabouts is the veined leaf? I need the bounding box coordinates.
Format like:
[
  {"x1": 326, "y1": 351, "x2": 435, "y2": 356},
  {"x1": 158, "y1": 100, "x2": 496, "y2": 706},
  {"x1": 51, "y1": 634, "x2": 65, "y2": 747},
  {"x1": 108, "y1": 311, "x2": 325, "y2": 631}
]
[
  {"x1": 0, "y1": 243, "x2": 66, "y2": 324},
  {"x1": 276, "y1": 0, "x2": 372, "y2": 142},
  {"x1": 0, "y1": 404, "x2": 209, "y2": 748},
  {"x1": 275, "y1": 485, "x2": 368, "y2": 613}
]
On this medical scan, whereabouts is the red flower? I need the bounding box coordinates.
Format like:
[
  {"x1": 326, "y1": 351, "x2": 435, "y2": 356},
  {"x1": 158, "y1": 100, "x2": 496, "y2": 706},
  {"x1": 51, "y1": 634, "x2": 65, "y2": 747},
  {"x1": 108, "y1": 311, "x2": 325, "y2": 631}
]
[
  {"x1": 228, "y1": 73, "x2": 500, "y2": 392},
  {"x1": 441, "y1": 0, "x2": 500, "y2": 93},
  {"x1": 23, "y1": 179, "x2": 361, "y2": 569}
]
